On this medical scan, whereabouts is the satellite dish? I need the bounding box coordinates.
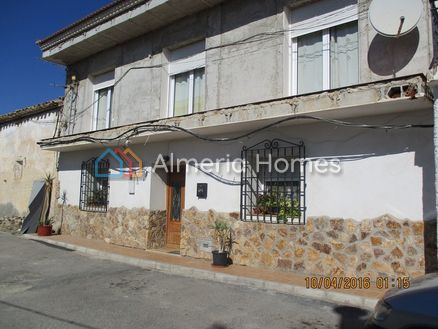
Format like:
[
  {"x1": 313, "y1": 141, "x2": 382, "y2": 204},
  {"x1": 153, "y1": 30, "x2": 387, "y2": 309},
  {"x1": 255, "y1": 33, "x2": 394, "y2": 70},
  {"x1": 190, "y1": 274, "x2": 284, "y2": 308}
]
[{"x1": 369, "y1": 0, "x2": 423, "y2": 37}]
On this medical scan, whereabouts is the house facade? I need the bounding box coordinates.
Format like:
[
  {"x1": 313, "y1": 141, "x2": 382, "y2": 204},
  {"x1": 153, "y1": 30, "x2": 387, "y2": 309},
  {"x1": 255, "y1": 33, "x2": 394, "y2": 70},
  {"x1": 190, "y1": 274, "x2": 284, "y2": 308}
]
[
  {"x1": 0, "y1": 98, "x2": 62, "y2": 229},
  {"x1": 38, "y1": 0, "x2": 438, "y2": 279}
]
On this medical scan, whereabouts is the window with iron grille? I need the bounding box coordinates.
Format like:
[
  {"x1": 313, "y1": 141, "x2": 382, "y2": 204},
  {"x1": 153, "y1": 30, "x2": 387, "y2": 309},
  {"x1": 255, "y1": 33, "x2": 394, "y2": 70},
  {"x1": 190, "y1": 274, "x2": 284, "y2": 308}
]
[
  {"x1": 240, "y1": 139, "x2": 305, "y2": 224},
  {"x1": 79, "y1": 158, "x2": 109, "y2": 212}
]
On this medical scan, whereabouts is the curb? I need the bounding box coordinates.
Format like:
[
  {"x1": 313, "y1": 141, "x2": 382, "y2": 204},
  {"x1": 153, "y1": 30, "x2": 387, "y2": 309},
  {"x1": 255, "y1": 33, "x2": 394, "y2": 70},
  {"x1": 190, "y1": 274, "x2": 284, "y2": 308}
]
[{"x1": 21, "y1": 234, "x2": 378, "y2": 310}]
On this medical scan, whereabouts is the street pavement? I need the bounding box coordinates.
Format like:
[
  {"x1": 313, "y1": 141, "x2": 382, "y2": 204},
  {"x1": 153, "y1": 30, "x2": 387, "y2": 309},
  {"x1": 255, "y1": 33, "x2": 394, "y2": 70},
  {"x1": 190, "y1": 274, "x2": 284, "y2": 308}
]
[{"x1": 0, "y1": 233, "x2": 370, "y2": 329}]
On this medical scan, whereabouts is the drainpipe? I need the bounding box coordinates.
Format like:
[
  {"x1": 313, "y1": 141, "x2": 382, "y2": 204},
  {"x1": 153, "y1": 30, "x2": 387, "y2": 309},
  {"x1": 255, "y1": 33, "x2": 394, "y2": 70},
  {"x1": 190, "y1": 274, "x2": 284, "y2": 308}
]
[{"x1": 430, "y1": 76, "x2": 438, "y2": 270}]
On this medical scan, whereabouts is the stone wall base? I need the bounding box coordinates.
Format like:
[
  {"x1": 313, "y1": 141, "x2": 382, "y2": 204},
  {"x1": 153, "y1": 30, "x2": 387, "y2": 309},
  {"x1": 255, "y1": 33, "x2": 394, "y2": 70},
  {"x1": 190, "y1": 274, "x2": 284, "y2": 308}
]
[
  {"x1": 58, "y1": 205, "x2": 166, "y2": 249},
  {"x1": 0, "y1": 216, "x2": 24, "y2": 234},
  {"x1": 181, "y1": 208, "x2": 428, "y2": 280},
  {"x1": 54, "y1": 204, "x2": 433, "y2": 279}
]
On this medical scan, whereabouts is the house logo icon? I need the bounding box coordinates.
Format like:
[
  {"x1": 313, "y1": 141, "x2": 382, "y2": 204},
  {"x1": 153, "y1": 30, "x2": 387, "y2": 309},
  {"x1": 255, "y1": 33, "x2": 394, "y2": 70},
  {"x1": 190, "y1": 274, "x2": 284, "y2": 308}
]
[{"x1": 95, "y1": 147, "x2": 143, "y2": 178}]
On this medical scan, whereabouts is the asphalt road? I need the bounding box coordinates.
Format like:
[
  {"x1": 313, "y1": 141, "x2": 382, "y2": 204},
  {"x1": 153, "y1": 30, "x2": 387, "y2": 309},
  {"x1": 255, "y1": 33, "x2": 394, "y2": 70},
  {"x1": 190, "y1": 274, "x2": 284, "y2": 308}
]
[{"x1": 0, "y1": 233, "x2": 370, "y2": 329}]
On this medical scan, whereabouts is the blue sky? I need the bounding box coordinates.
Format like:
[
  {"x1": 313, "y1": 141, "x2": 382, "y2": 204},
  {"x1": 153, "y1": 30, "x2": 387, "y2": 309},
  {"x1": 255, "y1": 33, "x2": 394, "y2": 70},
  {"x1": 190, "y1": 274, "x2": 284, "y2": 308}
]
[{"x1": 0, "y1": 0, "x2": 110, "y2": 115}]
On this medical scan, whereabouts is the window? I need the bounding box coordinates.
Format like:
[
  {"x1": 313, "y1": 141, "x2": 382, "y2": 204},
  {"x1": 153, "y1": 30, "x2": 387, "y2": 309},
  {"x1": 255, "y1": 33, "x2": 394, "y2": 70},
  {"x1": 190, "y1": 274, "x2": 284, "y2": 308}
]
[
  {"x1": 168, "y1": 41, "x2": 206, "y2": 116},
  {"x1": 92, "y1": 71, "x2": 114, "y2": 130},
  {"x1": 79, "y1": 158, "x2": 109, "y2": 212},
  {"x1": 240, "y1": 139, "x2": 305, "y2": 224},
  {"x1": 296, "y1": 30, "x2": 324, "y2": 94},
  {"x1": 289, "y1": 1, "x2": 359, "y2": 95},
  {"x1": 172, "y1": 68, "x2": 205, "y2": 116}
]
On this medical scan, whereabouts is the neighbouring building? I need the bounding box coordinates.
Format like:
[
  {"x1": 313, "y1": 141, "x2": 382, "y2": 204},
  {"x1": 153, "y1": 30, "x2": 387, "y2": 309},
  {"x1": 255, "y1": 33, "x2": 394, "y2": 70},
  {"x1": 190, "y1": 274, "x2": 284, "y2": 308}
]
[
  {"x1": 37, "y1": 0, "x2": 438, "y2": 280},
  {"x1": 0, "y1": 98, "x2": 63, "y2": 230}
]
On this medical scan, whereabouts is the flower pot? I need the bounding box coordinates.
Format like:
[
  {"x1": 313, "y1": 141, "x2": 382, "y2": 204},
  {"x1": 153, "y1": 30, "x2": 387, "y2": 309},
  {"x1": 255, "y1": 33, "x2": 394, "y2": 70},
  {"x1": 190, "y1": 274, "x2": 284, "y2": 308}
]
[
  {"x1": 37, "y1": 225, "x2": 52, "y2": 236},
  {"x1": 212, "y1": 250, "x2": 229, "y2": 266}
]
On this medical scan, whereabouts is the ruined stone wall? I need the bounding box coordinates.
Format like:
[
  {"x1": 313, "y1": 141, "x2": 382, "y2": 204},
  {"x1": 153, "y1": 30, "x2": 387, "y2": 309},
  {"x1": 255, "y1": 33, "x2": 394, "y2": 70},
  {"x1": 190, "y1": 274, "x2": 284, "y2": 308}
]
[
  {"x1": 0, "y1": 110, "x2": 59, "y2": 217},
  {"x1": 181, "y1": 208, "x2": 428, "y2": 280},
  {"x1": 60, "y1": 205, "x2": 166, "y2": 249}
]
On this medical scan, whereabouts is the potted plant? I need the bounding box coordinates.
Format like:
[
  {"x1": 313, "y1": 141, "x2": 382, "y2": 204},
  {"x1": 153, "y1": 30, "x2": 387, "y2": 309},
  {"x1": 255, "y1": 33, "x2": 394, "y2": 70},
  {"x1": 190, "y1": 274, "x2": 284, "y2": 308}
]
[
  {"x1": 37, "y1": 173, "x2": 54, "y2": 236},
  {"x1": 277, "y1": 198, "x2": 301, "y2": 223},
  {"x1": 37, "y1": 217, "x2": 54, "y2": 236},
  {"x1": 209, "y1": 219, "x2": 236, "y2": 266},
  {"x1": 254, "y1": 193, "x2": 301, "y2": 223},
  {"x1": 254, "y1": 193, "x2": 278, "y2": 215}
]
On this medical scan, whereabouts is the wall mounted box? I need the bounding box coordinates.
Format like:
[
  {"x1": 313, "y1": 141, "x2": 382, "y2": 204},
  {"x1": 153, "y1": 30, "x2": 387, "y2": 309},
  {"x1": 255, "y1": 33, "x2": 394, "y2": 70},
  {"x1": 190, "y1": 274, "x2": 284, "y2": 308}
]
[{"x1": 197, "y1": 183, "x2": 207, "y2": 199}]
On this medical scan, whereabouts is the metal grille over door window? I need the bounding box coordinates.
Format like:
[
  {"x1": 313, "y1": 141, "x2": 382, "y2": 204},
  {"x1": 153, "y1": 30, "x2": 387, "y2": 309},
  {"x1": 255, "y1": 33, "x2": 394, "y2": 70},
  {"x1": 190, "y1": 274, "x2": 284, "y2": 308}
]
[
  {"x1": 240, "y1": 139, "x2": 305, "y2": 224},
  {"x1": 79, "y1": 158, "x2": 109, "y2": 212}
]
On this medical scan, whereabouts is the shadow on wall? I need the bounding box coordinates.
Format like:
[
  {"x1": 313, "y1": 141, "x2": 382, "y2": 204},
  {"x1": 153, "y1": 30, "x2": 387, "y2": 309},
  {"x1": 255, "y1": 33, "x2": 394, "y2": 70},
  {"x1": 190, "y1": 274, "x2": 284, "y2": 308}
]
[
  {"x1": 424, "y1": 220, "x2": 438, "y2": 273},
  {"x1": 368, "y1": 27, "x2": 419, "y2": 76},
  {"x1": 273, "y1": 111, "x2": 436, "y2": 220},
  {"x1": 0, "y1": 202, "x2": 20, "y2": 217}
]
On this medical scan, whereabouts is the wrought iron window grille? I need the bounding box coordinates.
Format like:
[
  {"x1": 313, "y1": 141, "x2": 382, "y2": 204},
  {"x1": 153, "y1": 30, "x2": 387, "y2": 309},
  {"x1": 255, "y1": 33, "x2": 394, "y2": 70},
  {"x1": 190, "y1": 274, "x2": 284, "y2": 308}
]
[
  {"x1": 240, "y1": 139, "x2": 306, "y2": 224},
  {"x1": 79, "y1": 158, "x2": 110, "y2": 213}
]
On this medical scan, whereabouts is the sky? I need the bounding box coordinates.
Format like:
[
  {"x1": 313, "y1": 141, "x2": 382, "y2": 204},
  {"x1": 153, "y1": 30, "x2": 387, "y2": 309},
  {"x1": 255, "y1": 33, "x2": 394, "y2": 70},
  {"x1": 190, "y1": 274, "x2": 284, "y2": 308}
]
[{"x1": 0, "y1": 0, "x2": 111, "y2": 115}]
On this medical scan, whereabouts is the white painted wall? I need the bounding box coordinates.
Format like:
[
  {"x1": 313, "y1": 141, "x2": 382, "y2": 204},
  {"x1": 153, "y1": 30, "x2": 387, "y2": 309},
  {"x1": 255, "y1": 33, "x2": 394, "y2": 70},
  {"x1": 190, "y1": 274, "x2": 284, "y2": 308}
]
[
  {"x1": 58, "y1": 142, "x2": 170, "y2": 210},
  {"x1": 185, "y1": 161, "x2": 241, "y2": 213},
  {"x1": 58, "y1": 110, "x2": 435, "y2": 221}
]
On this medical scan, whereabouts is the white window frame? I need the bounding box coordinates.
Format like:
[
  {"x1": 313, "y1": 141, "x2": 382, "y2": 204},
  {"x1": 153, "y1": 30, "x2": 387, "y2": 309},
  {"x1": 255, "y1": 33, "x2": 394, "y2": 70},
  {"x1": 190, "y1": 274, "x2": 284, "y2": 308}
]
[
  {"x1": 168, "y1": 69, "x2": 205, "y2": 117},
  {"x1": 287, "y1": 3, "x2": 358, "y2": 96},
  {"x1": 167, "y1": 41, "x2": 206, "y2": 117},
  {"x1": 92, "y1": 75, "x2": 114, "y2": 131}
]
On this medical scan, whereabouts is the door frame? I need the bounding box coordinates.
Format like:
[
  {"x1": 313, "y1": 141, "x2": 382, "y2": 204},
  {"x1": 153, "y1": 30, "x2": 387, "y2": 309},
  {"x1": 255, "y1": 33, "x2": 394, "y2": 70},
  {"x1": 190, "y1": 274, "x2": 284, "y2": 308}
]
[{"x1": 165, "y1": 167, "x2": 185, "y2": 248}]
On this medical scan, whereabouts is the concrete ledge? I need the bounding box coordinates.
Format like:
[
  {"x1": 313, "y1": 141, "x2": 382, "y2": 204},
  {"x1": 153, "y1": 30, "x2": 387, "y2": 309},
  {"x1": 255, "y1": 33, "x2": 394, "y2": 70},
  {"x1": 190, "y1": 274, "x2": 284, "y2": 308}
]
[
  {"x1": 21, "y1": 234, "x2": 378, "y2": 310},
  {"x1": 39, "y1": 74, "x2": 430, "y2": 152}
]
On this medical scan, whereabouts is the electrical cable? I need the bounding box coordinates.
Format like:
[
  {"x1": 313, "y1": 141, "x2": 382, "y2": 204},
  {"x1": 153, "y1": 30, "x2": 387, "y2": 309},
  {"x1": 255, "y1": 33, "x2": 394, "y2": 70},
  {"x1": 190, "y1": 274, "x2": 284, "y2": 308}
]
[
  {"x1": 47, "y1": 2, "x2": 430, "y2": 147},
  {"x1": 22, "y1": 4, "x2": 372, "y2": 128},
  {"x1": 64, "y1": 5, "x2": 371, "y2": 122},
  {"x1": 39, "y1": 114, "x2": 433, "y2": 147}
]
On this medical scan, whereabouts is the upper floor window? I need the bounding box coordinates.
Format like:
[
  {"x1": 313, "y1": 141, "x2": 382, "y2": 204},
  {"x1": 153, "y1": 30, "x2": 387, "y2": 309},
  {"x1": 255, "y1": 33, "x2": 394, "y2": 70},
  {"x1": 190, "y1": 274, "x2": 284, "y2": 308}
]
[
  {"x1": 289, "y1": 1, "x2": 359, "y2": 95},
  {"x1": 168, "y1": 41, "x2": 206, "y2": 116},
  {"x1": 92, "y1": 71, "x2": 114, "y2": 130}
]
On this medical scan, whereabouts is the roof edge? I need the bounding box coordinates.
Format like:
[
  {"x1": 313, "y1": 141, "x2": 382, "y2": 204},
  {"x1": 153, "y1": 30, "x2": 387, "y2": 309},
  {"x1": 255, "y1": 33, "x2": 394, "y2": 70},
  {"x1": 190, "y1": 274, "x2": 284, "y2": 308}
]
[
  {"x1": 0, "y1": 98, "x2": 64, "y2": 125},
  {"x1": 36, "y1": 0, "x2": 147, "y2": 51}
]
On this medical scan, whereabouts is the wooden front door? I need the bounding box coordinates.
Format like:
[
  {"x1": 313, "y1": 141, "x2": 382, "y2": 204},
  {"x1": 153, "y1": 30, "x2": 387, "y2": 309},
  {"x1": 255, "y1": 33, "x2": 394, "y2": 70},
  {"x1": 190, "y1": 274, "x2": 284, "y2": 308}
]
[{"x1": 166, "y1": 168, "x2": 185, "y2": 248}]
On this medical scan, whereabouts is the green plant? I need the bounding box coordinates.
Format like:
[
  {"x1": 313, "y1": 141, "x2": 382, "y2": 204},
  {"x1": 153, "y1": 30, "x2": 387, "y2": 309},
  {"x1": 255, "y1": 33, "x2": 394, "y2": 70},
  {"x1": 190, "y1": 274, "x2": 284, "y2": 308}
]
[
  {"x1": 277, "y1": 199, "x2": 301, "y2": 223},
  {"x1": 209, "y1": 219, "x2": 235, "y2": 253},
  {"x1": 225, "y1": 229, "x2": 238, "y2": 254},
  {"x1": 43, "y1": 217, "x2": 55, "y2": 226},
  {"x1": 87, "y1": 190, "x2": 107, "y2": 206},
  {"x1": 254, "y1": 193, "x2": 301, "y2": 223},
  {"x1": 254, "y1": 194, "x2": 276, "y2": 214}
]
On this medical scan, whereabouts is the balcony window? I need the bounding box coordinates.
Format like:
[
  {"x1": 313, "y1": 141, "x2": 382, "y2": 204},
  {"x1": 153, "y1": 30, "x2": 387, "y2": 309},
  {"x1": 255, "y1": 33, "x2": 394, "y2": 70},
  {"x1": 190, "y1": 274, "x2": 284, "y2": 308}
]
[
  {"x1": 94, "y1": 87, "x2": 112, "y2": 130},
  {"x1": 295, "y1": 21, "x2": 358, "y2": 94},
  {"x1": 168, "y1": 41, "x2": 206, "y2": 116},
  {"x1": 289, "y1": 1, "x2": 359, "y2": 95},
  {"x1": 172, "y1": 68, "x2": 205, "y2": 116},
  {"x1": 92, "y1": 71, "x2": 114, "y2": 130},
  {"x1": 297, "y1": 31, "x2": 324, "y2": 94},
  {"x1": 330, "y1": 22, "x2": 359, "y2": 89}
]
